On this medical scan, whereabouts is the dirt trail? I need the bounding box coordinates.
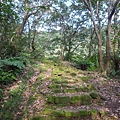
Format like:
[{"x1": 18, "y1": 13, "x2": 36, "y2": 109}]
[{"x1": 20, "y1": 66, "x2": 52, "y2": 119}]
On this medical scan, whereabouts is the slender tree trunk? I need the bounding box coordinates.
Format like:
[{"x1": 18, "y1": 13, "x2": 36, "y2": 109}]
[
  {"x1": 112, "y1": 9, "x2": 119, "y2": 71},
  {"x1": 113, "y1": 12, "x2": 119, "y2": 53},
  {"x1": 83, "y1": 0, "x2": 104, "y2": 72},
  {"x1": 88, "y1": 28, "x2": 94, "y2": 57},
  {"x1": 31, "y1": 21, "x2": 37, "y2": 52},
  {"x1": 28, "y1": 20, "x2": 31, "y2": 50},
  {"x1": 106, "y1": 0, "x2": 120, "y2": 74},
  {"x1": 17, "y1": 1, "x2": 29, "y2": 37},
  {"x1": 106, "y1": 20, "x2": 111, "y2": 74},
  {"x1": 90, "y1": 10, "x2": 104, "y2": 72},
  {"x1": 60, "y1": 44, "x2": 65, "y2": 61}
]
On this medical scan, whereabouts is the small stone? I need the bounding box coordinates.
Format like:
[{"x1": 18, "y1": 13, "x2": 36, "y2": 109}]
[{"x1": 118, "y1": 100, "x2": 120, "y2": 103}]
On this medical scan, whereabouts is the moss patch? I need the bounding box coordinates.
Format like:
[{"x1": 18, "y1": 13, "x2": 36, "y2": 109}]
[
  {"x1": 70, "y1": 72, "x2": 77, "y2": 77},
  {"x1": 70, "y1": 96, "x2": 81, "y2": 105},
  {"x1": 90, "y1": 92, "x2": 99, "y2": 99},
  {"x1": 80, "y1": 76, "x2": 89, "y2": 82},
  {"x1": 53, "y1": 110, "x2": 65, "y2": 117},
  {"x1": 88, "y1": 84, "x2": 96, "y2": 91},
  {"x1": 79, "y1": 110, "x2": 89, "y2": 116},
  {"x1": 90, "y1": 109, "x2": 98, "y2": 119},
  {"x1": 80, "y1": 94, "x2": 92, "y2": 105}
]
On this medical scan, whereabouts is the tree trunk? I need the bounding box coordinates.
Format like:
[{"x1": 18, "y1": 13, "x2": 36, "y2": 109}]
[
  {"x1": 88, "y1": 28, "x2": 94, "y2": 57},
  {"x1": 106, "y1": 0, "x2": 120, "y2": 74},
  {"x1": 113, "y1": 11, "x2": 119, "y2": 53},
  {"x1": 17, "y1": 1, "x2": 29, "y2": 37},
  {"x1": 28, "y1": 20, "x2": 31, "y2": 50},
  {"x1": 106, "y1": 20, "x2": 111, "y2": 74},
  {"x1": 83, "y1": 0, "x2": 104, "y2": 72},
  {"x1": 90, "y1": 11, "x2": 104, "y2": 72}
]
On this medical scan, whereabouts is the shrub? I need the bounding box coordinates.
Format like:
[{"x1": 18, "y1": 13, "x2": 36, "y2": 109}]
[{"x1": 0, "y1": 56, "x2": 26, "y2": 84}]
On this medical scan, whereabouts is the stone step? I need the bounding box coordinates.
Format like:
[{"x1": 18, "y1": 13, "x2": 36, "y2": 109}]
[
  {"x1": 47, "y1": 94, "x2": 93, "y2": 105},
  {"x1": 50, "y1": 84, "x2": 96, "y2": 94},
  {"x1": 34, "y1": 107, "x2": 108, "y2": 120}
]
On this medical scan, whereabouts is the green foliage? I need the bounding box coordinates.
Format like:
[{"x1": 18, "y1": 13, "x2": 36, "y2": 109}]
[
  {"x1": 0, "y1": 57, "x2": 25, "y2": 69},
  {"x1": 0, "y1": 69, "x2": 17, "y2": 84},
  {"x1": 9, "y1": 87, "x2": 22, "y2": 97},
  {"x1": 0, "y1": 88, "x2": 3, "y2": 99},
  {"x1": 90, "y1": 92, "x2": 99, "y2": 99},
  {"x1": 72, "y1": 54, "x2": 98, "y2": 71},
  {"x1": 0, "y1": 56, "x2": 26, "y2": 84}
]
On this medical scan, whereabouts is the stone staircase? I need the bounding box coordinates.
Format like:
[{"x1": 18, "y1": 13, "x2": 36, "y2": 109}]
[{"x1": 31, "y1": 63, "x2": 109, "y2": 120}]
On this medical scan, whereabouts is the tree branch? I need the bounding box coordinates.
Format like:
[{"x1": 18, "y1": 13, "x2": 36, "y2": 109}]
[{"x1": 108, "y1": 0, "x2": 120, "y2": 20}]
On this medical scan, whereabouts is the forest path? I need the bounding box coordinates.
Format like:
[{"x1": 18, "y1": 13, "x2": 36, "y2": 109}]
[{"x1": 0, "y1": 60, "x2": 120, "y2": 120}]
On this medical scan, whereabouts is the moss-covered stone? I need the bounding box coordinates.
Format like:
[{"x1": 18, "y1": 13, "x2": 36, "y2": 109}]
[
  {"x1": 79, "y1": 110, "x2": 89, "y2": 116},
  {"x1": 48, "y1": 83, "x2": 69, "y2": 89},
  {"x1": 48, "y1": 84, "x2": 61, "y2": 89},
  {"x1": 52, "y1": 89, "x2": 62, "y2": 93},
  {"x1": 72, "y1": 111, "x2": 80, "y2": 117},
  {"x1": 48, "y1": 84, "x2": 54, "y2": 89},
  {"x1": 90, "y1": 109, "x2": 98, "y2": 119},
  {"x1": 76, "y1": 87, "x2": 82, "y2": 92},
  {"x1": 81, "y1": 86, "x2": 89, "y2": 92},
  {"x1": 43, "y1": 108, "x2": 53, "y2": 115},
  {"x1": 90, "y1": 92, "x2": 99, "y2": 99},
  {"x1": 67, "y1": 88, "x2": 76, "y2": 93},
  {"x1": 64, "y1": 111, "x2": 73, "y2": 117},
  {"x1": 66, "y1": 70, "x2": 71, "y2": 73},
  {"x1": 53, "y1": 110, "x2": 65, "y2": 117},
  {"x1": 52, "y1": 77, "x2": 61, "y2": 82},
  {"x1": 70, "y1": 72, "x2": 77, "y2": 77},
  {"x1": 31, "y1": 116, "x2": 44, "y2": 120},
  {"x1": 70, "y1": 96, "x2": 81, "y2": 105},
  {"x1": 63, "y1": 89, "x2": 68, "y2": 93},
  {"x1": 38, "y1": 65, "x2": 48, "y2": 72},
  {"x1": 32, "y1": 116, "x2": 56, "y2": 120},
  {"x1": 47, "y1": 96, "x2": 55, "y2": 104},
  {"x1": 54, "y1": 80, "x2": 68, "y2": 84},
  {"x1": 80, "y1": 94, "x2": 92, "y2": 105},
  {"x1": 88, "y1": 84, "x2": 96, "y2": 91},
  {"x1": 99, "y1": 110, "x2": 107, "y2": 117},
  {"x1": 54, "y1": 96, "x2": 70, "y2": 104},
  {"x1": 80, "y1": 76, "x2": 89, "y2": 82}
]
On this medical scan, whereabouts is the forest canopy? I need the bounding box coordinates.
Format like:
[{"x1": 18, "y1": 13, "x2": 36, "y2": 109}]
[{"x1": 0, "y1": 0, "x2": 120, "y2": 82}]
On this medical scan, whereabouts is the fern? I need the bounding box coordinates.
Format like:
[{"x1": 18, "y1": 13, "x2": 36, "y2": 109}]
[
  {"x1": 0, "y1": 57, "x2": 26, "y2": 84},
  {"x1": 0, "y1": 57, "x2": 25, "y2": 69}
]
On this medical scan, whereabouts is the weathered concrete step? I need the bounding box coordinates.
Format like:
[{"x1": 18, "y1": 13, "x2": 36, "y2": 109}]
[{"x1": 47, "y1": 93, "x2": 100, "y2": 105}]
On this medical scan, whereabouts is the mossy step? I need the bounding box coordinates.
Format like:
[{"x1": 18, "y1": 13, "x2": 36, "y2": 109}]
[
  {"x1": 47, "y1": 94, "x2": 92, "y2": 105},
  {"x1": 51, "y1": 84, "x2": 96, "y2": 94},
  {"x1": 53, "y1": 79, "x2": 68, "y2": 84},
  {"x1": 76, "y1": 84, "x2": 96, "y2": 92},
  {"x1": 48, "y1": 83, "x2": 68, "y2": 89},
  {"x1": 52, "y1": 88, "x2": 77, "y2": 93},
  {"x1": 41, "y1": 108, "x2": 89, "y2": 117},
  {"x1": 34, "y1": 108, "x2": 108, "y2": 120}
]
